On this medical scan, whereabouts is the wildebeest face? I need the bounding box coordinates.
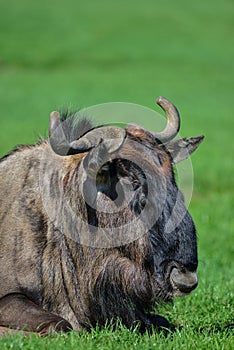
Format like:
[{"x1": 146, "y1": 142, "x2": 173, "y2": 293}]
[
  {"x1": 49, "y1": 96, "x2": 202, "y2": 305},
  {"x1": 80, "y1": 127, "x2": 198, "y2": 301}
]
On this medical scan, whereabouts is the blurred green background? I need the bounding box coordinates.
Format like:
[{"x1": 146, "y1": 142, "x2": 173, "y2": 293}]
[{"x1": 0, "y1": 0, "x2": 233, "y2": 346}]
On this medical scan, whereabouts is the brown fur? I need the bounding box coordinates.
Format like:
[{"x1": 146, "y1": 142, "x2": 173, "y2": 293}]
[{"x1": 0, "y1": 120, "x2": 203, "y2": 335}]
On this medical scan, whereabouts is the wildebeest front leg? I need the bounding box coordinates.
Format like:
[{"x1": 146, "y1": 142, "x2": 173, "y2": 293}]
[
  {"x1": 140, "y1": 313, "x2": 172, "y2": 333},
  {"x1": 0, "y1": 293, "x2": 72, "y2": 335}
]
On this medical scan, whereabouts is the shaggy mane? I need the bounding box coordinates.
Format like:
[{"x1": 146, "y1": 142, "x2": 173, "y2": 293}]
[
  {"x1": 59, "y1": 110, "x2": 95, "y2": 143},
  {"x1": 0, "y1": 144, "x2": 40, "y2": 163},
  {"x1": 0, "y1": 110, "x2": 95, "y2": 163}
]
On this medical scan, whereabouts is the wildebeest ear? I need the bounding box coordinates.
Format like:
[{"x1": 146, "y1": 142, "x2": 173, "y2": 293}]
[{"x1": 165, "y1": 135, "x2": 204, "y2": 164}]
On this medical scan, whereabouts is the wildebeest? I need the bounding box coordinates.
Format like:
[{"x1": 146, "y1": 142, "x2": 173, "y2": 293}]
[{"x1": 0, "y1": 97, "x2": 204, "y2": 335}]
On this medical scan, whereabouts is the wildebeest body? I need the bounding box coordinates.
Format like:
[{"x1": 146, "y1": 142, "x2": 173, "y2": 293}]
[
  {"x1": 0, "y1": 97, "x2": 204, "y2": 334},
  {"x1": 0, "y1": 144, "x2": 89, "y2": 330}
]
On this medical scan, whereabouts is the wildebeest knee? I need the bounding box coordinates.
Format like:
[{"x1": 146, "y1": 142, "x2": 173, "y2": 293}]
[{"x1": 0, "y1": 293, "x2": 72, "y2": 335}]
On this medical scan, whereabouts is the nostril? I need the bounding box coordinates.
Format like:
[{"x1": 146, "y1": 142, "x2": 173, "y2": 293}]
[
  {"x1": 170, "y1": 268, "x2": 198, "y2": 293},
  {"x1": 184, "y1": 262, "x2": 198, "y2": 272}
]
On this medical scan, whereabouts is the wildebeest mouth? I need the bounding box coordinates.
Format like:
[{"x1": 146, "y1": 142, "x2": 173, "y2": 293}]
[{"x1": 170, "y1": 267, "x2": 198, "y2": 296}]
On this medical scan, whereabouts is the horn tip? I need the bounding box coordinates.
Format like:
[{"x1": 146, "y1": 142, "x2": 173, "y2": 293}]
[
  {"x1": 156, "y1": 96, "x2": 169, "y2": 106},
  {"x1": 49, "y1": 111, "x2": 62, "y2": 137},
  {"x1": 156, "y1": 95, "x2": 164, "y2": 103},
  {"x1": 50, "y1": 111, "x2": 61, "y2": 120}
]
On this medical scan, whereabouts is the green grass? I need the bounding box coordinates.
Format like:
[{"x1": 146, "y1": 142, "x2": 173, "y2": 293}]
[{"x1": 0, "y1": 0, "x2": 233, "y2": 348}]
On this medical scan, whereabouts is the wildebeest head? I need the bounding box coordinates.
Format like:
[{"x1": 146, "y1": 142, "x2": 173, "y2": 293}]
[{"x1": 48, "y1": 96, "x2": 204, "y2": 305}]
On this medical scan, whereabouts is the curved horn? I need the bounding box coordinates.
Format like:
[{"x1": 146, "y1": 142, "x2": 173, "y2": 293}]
[
  {"x1": 49, "y1": 111, "x2": 71, "y2": 156},
  {"x1": 49, "y1": 111, "x2": 126, "y2": 156},
  {"x1": 153, "y1": 96, "x2": 181, "y2": 143},
  {"x1": 70, "y1": 126, "x2": 126, "y2": 154}
]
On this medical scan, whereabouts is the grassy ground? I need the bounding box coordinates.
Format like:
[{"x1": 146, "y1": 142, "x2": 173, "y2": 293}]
[{"x1": 0, "y1": 0, "x2": 233, "y2": 348}]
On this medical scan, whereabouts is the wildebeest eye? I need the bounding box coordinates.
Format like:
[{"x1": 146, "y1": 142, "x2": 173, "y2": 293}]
[
  {"x1": 139, "y1": 193, "x2": 147, "y2": 207},
  {"x1": 130, "y1": 189, "x2": 147, "y2": 215},
  {"x1": 156, "y1": 153, "x2": 165, "y2": 167}
]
